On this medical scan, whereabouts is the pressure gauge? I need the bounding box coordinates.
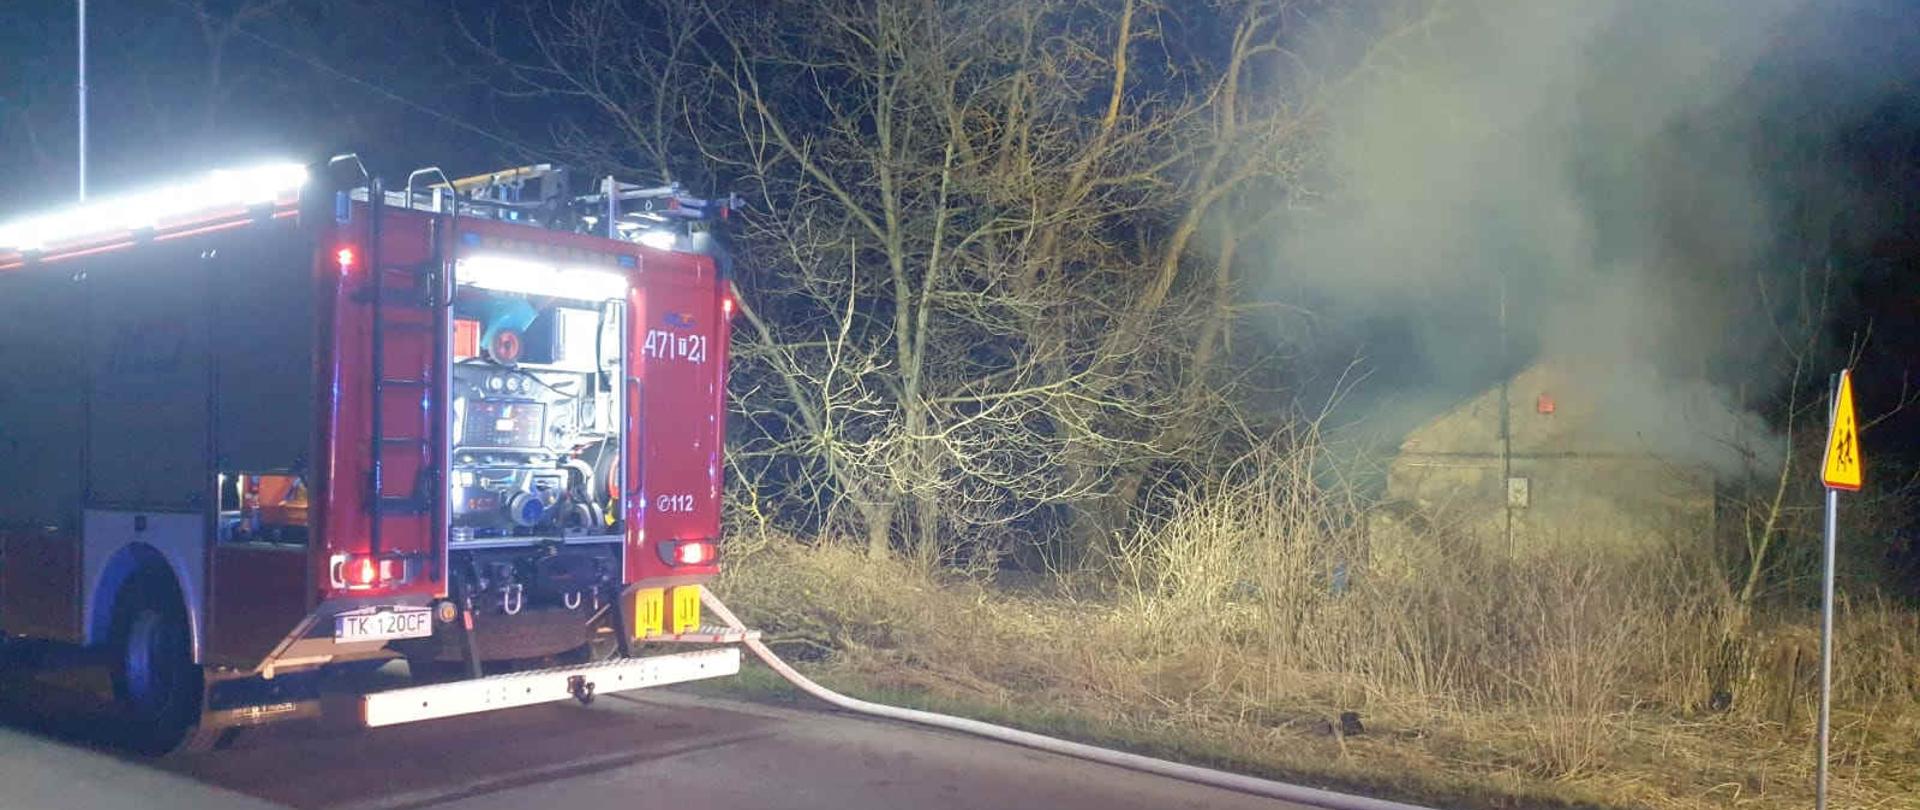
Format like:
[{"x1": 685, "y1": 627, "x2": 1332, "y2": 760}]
[{"x1": 486, "y1": 374, "x2": 505, "y2": 393}]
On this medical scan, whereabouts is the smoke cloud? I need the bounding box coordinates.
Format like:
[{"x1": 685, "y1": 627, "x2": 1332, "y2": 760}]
[{"x1": 1270, "y1": 0, "x2": 1919, "y2": 477}]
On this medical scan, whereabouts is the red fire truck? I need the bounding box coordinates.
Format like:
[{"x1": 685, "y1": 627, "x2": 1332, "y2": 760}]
[{"x1": 0, "y1": 157, "x2": 747, "y2": 751}]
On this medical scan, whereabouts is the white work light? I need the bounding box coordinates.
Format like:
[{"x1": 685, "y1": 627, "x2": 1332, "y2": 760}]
[
  {"x1": 456, "y1": 254, "x2": 631, "y2": 301},
  {"x1": 637, "y1": 229, "x2": 678, "y2": 251}
]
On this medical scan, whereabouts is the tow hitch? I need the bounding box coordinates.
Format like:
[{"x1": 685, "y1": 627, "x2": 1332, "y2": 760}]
[{"x1": 567, "y1": 674, "x2": 596, "y2": 705}]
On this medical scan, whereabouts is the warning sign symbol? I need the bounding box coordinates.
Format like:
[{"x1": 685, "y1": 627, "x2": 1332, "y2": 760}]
[{"x1": 1822, "y1": 370, "x2": 1863, "y2": 491}]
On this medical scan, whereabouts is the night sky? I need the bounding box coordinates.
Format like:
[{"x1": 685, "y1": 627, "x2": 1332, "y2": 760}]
[{"x1": 0, "y1": 1, "x2": 519, "y2": 215}]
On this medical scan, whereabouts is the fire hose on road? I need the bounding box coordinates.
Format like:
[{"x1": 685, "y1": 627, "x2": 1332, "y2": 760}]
[{"x1": 699, "y1": 589, "x2": 1435, "y2": 810}]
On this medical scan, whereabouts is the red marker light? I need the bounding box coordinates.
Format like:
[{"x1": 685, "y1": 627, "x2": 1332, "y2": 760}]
[
  {"x1": 656, "y1": 539, "x2": 716, "y2": 567},
  {"x1": 722, "y1": 296, "x2": 734, "y2": 319},
  {"x1": 332, "y1": 552, "x2": 406, "y2": 590},
  {"x1": 676, "y1": 541, "x2": 712, "y2": 566},
  {"x1": 336, "y1": 247, "x2": 355, "y2": 268},
  {"x1": 336, "y1": 555, "x2": 379, "y2": 587}
]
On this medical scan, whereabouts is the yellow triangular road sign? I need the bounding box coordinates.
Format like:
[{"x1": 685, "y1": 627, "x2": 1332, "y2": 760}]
[{"x1": 1822, "y1": 370, "x2": 1862, "y2": 491}]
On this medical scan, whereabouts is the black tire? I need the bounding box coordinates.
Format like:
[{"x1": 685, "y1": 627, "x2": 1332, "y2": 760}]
[{"x1": 108, "y1": 573, "x2": 202, "y2": 754}]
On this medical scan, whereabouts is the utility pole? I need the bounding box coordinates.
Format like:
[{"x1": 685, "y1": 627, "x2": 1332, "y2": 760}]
[
  {"x1": 1498, "y1": 272, "x2": 1513, "y2": 556},
  {"x1": 77, "y1": 0, "x2": 88, "y2": 201}
]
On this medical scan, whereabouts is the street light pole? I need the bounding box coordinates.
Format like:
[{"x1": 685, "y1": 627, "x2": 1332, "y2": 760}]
[{"x1": 77, "y1": 0, "x2": 88, "y2": 201}]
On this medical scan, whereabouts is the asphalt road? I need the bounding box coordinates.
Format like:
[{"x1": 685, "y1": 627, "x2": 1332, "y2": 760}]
[{"x1": 0, "y1": 664, "x2": 1307, "y2": 810}]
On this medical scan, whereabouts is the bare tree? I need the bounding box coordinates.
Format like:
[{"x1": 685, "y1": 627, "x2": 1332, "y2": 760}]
[
  {"x1": 180, "y1": 0, "x2": 294, "y2": 132},
  {"x1": 462, "y1": 0, "x2": 716, "y2": 184},
  {"x1": 709, "y1": 0, "x2": 1166, "y2": 561},
  {"x1": 488, "y1": 0, "x2": 1340, "y2": 563}
]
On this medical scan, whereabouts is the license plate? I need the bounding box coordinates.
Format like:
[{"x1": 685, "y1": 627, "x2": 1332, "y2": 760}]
[{"x1": 334, "y1": 607, "x2": 432, "y2": 643}]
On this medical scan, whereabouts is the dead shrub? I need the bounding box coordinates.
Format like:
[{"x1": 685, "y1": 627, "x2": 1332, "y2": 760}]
[{"x1": 715, "y1": 448, "x2": 1920, "y2": 809}]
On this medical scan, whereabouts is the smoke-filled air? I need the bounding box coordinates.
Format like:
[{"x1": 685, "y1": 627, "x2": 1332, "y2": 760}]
[{"x1": 1274, "y1": 0, "x2": 1912, "y2": 476}]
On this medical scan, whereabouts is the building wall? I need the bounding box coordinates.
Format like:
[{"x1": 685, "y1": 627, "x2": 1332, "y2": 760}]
[{"x1": 1378, "y1": 365, "x2": 1715, "y2": 563}]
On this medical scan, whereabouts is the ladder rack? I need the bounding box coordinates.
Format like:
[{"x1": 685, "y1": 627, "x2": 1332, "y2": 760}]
[{"x1": 355, "y1": 164, "x2": 742, "y2": 254}]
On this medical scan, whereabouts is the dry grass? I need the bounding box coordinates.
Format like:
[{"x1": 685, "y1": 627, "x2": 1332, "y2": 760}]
[{"x1": 714, "y1": 460, "x2": 1920, "y2": 810}]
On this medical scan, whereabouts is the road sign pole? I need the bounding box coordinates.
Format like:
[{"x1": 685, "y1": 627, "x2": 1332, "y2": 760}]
[
  {"x1": 1817, "y1": 484, "x2": 1837, "y2": 810},
  {"x1": 1814, "y1": 368, "x2": 1858, "y2": 810}
]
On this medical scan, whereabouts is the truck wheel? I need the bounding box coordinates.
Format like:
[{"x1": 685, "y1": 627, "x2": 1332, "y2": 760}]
[{"x1": 109, "y1": 578, "x2": 201, "y2": 754}]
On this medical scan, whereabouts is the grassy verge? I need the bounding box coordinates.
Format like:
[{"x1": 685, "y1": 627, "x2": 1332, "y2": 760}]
[{"x1": 704, "y1": 535, "x2": 1920, "y2": 810}]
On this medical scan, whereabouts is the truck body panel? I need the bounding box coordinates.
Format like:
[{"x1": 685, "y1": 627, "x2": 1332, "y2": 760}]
[{"x1": 0, "y1": 162, "x2": 736, "y2": 719}]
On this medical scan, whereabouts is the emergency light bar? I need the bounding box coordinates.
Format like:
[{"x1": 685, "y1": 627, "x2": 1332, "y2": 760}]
[{"x1": 0, "y1": 161, "x2": 308, "y2": 253}]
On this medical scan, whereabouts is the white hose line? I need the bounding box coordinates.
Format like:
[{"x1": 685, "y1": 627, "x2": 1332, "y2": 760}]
[{"x1": 700, "y1": 590, "x2": 1436, "y2": 810}]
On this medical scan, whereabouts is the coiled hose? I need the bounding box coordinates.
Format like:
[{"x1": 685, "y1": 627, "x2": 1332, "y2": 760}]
[{"x1": 700, "y1": 589, "x2": 1434, "y2": 810}]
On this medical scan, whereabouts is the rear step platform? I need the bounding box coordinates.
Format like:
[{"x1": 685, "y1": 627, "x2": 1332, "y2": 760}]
[
  {"x1": 360, "y1": 647, "x2": 740, "y2": 728},
  {"x1": 646, "y1": 626, "x2": 762, "y2": 644}
]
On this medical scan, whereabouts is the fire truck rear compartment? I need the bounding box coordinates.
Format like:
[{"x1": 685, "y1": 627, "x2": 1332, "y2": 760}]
[
  {"x1": 448, "y1": 285, "x2": 621, "y2": 540},
  {"x1": 428, "y1": 284, "x2": 629, "y2": 663}
]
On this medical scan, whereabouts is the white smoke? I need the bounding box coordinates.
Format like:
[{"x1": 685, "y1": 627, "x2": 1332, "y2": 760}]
[{"x1": 1270, "y1": 0, "x2": 1908, "y2": 477}]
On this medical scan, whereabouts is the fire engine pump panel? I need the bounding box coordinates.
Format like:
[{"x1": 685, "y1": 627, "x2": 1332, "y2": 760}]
[{"x1": 445, "y1": 277, "x2": 623, "y2": 630}]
